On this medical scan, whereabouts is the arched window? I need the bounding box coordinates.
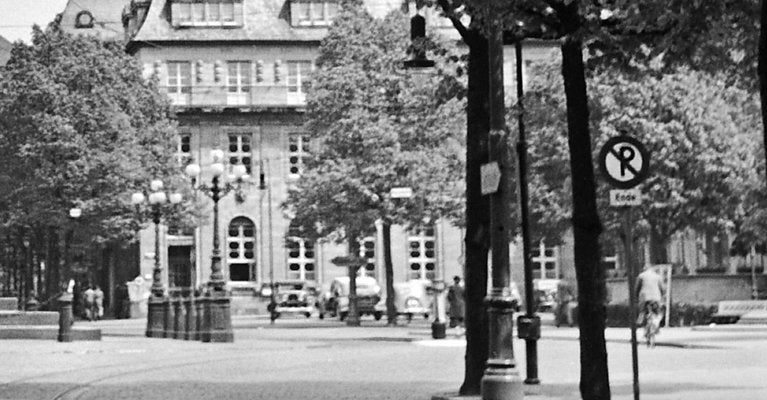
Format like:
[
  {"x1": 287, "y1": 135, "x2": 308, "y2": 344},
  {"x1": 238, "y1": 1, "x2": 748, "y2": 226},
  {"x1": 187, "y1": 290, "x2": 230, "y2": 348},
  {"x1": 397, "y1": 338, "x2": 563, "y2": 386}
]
[
  {"x1": 227, "y1": 217, "x2": 256, "y2": 281},
  {"x1": 75, "y1": 11, "x2": 94, "y2": 28}
]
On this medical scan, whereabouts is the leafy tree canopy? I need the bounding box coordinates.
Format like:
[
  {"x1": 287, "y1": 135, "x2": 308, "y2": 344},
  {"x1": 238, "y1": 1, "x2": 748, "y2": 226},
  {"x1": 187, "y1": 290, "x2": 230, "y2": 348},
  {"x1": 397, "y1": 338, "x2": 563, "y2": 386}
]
[
  {"x1": 523, "y1": 61, "x2": 759, "y2": 260},
  {"x1": 0, "y1": 24, "x2": 186, "y2": 244},
  {"x1": 283, "y1": 3, "x2": 466, "y2": 243}
]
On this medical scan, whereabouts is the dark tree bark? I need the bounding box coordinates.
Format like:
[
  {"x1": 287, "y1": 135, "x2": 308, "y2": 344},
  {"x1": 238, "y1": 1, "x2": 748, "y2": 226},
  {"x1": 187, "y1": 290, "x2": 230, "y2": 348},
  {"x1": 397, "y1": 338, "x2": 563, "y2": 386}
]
[
  {"x1": 759, "y1": 1, "x2": 767, "y2": 177},
  {"x1": 561, "y1": 34, "x2": 611, "y2": 400},
  {"x1": 382, "y1": 219, "x2": 396, "y2": 326},
  {"x1": 460, "y1": 28, "x2": 491, "y2": 396}
]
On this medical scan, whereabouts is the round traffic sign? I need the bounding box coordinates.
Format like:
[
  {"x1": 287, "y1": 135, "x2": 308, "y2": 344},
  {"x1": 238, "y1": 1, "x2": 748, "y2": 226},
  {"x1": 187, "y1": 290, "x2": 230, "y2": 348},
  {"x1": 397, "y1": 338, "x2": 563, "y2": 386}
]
[{"x1": 598, "y1": 136, "x2": 650, "y2": 189}]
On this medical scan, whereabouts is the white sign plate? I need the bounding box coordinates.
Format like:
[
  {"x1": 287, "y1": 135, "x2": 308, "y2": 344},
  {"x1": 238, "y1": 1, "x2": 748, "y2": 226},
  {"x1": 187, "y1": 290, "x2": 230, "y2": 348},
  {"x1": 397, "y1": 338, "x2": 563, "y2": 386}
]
[
  {"x1": 609, "y1": 189, "x2": 642, "y2": 207},
  {"x1": 390, "y1": 187, "x2": 413, "y2": 198},
  {"x1": 481, "y1": 162, "x2": 501, "y2": 195}
]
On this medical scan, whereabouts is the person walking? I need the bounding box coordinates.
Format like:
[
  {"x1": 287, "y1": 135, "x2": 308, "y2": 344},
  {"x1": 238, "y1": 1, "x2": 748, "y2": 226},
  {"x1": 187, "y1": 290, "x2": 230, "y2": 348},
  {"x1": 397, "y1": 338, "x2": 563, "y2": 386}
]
[
  {"x1": 93, "y1": 286, "x2": 104, "y2": 321},
  {"x1": 447, "y1": 276, "x2": 465, "y2": 336},
  {"x1": 636, "y1": 265, "x2": 666, "y2": 345},
  {"x1": 83, "y1": 285, "x2": 95, "y2": 321},
  {"x1": 555, "y1": 277, "x2": 575, "y2": 327}
]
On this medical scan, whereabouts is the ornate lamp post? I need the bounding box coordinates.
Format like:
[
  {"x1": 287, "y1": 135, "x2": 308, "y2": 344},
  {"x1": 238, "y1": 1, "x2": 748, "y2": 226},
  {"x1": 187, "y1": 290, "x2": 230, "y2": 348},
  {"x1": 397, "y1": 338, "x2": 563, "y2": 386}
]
[
  {"x1": 132, "y1": 180, "x2": 182, "y2": 338},
  {"x1": 184, "y1": 149, "x2": 248, "y2": 343}
]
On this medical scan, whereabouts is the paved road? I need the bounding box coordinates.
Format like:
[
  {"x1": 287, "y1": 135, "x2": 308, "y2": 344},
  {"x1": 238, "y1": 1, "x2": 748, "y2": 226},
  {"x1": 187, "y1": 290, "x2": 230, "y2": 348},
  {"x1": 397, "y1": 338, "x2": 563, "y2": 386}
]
[{"x1": 2, "y1": 316, "x2": 767, "y2": 400}]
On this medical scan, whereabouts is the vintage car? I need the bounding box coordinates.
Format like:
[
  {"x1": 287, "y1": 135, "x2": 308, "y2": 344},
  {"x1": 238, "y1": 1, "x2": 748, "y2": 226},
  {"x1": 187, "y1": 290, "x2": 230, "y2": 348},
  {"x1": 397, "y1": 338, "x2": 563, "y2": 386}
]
[
  {"x1": 393, "y1": 279, "x2": 433, "y2": 321},
  {"x1": 319, "y1": 276, "x2": 385, "y2": 321},
  {"x1": 269, "y1": 280, "x2": 318, "y2": 320}
]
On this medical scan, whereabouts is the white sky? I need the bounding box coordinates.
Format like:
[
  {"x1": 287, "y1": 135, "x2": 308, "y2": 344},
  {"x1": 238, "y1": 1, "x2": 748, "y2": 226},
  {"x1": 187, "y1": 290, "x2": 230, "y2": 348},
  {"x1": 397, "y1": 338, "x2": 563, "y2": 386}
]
[{"x1": 0, "y1": 0, "x2": 68, "y2": 43}]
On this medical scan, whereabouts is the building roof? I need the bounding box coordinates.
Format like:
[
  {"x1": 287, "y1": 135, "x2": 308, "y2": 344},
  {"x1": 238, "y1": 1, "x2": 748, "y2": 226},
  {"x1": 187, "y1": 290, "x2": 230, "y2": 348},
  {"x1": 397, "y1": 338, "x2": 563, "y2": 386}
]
[
  {"x1": 133, "y1": 0, "x2": 330, "y2": 43},
  {"x1": 59, "y1": 0, "x2": 129, "y2": 41},
  {"x1": 0, "y1": 34, "x2": 11, "y2": 65}
]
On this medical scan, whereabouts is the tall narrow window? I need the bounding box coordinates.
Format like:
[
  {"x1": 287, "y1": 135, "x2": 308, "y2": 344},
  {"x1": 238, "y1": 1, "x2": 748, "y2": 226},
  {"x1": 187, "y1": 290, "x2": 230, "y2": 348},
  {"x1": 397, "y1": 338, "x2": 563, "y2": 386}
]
[
  {"x1": 227, "y1": 217, "x2": 256, "y2": 282},
  {"x1": 531, "y1": 241, "x2": 559, "y2": 279},
  {"x1": 166, "y1": 61, "x2": 191, "y2": 105},
  {"x1": 227, "y1": 61, "x2": 251, "y2": 105},
  {"x1": 286, "y1": 60, "x2": 311, "y2": 104},
  {"x1": 288, "y1": 133, "x2": 310, "y2": 178},
  {"x1": 359, "y1": 237, "x2": 376, "y2": 277},
  {"x1": 228, "y1": 134, "x2": 252, "y2": 174},
  {"x1": 287, "y1": 237, "x2": 316, "y2": 281},
  {"x1": 408, "y1": 226, "x2": 436, "y2": 280},
  {"x1": 176, "y1": 133, "x2": 192, "y2": 166}
]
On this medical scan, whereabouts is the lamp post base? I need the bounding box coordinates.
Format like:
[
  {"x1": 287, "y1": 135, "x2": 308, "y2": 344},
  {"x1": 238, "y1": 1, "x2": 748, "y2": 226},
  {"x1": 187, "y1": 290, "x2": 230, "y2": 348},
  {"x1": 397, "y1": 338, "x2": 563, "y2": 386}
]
[
  {"x1": 481, "y1": 366, "x2": 524, "y2": 400},
  {"x1": 431, "y1": 321, "x2": 446, "y2": 339},
  {"x1": 57, "y1": 294, "x2": 73, "y2": 343},
  {"x1": 146, "y1": 295, "x2": 166, "y2": 338},
  {"x1": 204, "y1": 288, "x2": 233, "y2": 343}
]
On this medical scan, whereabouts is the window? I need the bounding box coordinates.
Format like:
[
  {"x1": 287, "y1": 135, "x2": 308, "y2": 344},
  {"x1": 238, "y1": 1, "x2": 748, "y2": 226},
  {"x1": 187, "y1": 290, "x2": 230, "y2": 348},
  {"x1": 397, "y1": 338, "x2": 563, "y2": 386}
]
[
  {"x1": 166, "y1": 61, "x2": 191, "y2": 104},
  {"x1": 408, "y1": 227, "x2": 437, "y2": 280},
  {"x1": 359, "y1": 237, "x2": 375, "y2": 277},
  {"x1": 228, "y1": 134, "x2": 252, "y2": 174},
  {"x1": 288, "y1": 133, "x2": 310, "y2": 178},
  {"x1": 287, "y1": 237, "x2": 316, "y2": 281},
  {"x1": 75, "y1": 11, "x2": 94, "y2": 28},
  {"x1": 531, "y1": 241, "x2": 558, "y2": 279},
  {"x1": 286, "y1": 60, "x2": 311, "y2": 104},
  {"x1": 176, "y1": 133, "x2": 192, "y2": 166},
  {"x1": 171, "y1": 0, "x2": 242, "y2": 27},
  {"x1": 226, "y1": 61, "x2": 251, "y2": 105},
  {"x1": 168, "y1": 246, "x2": 192, "y2": 288},
  {"x1": 291, "y1": 0, "x2": 339, "y2": 26},
  {"x1": 227, "y1": 217, "x2": 256, "y2": 282}
]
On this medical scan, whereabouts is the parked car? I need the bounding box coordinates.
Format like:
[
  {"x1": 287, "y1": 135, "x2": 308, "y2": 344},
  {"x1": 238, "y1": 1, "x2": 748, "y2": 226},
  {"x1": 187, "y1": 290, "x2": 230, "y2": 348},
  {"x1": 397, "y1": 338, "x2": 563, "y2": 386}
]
[
  {"x1": 270, "y1": 280, "x2": 318, "y2": 320},
  {"x1": 533, "y1": 279, "x2": 560, "y2": 312},
  {"x1": 393, "y1": 279, "x2": 433, "y2": 322},
  {"x1": 319, "y1": 276, "x2": 385, "y2": 321}
]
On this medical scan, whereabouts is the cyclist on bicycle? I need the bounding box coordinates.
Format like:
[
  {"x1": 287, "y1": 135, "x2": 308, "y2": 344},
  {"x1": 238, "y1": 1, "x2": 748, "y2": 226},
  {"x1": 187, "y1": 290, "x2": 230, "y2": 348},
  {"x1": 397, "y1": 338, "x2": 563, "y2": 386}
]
[{"x1": 636, "y1": 265, "x2": 666, "y2": 343}]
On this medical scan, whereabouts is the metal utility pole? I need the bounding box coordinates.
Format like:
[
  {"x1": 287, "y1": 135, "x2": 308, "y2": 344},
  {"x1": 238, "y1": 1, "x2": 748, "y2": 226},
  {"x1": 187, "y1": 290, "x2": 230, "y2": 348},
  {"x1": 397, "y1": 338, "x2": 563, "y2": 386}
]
[
  {"x1": 513, "y1": 39, "x2": 541, "y2": 385},
  {"x1": 480, "y1": 15, "x2": 524, "y2": 400}
]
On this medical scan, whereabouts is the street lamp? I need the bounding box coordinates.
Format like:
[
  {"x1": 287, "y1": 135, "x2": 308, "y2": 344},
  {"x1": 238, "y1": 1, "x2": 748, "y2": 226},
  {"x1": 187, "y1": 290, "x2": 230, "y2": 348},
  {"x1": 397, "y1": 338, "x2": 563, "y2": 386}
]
[
  {"x1": 132, "y1": 180, "x2": 182, "y2": 338},
  {"x1": 184, "y1": 149, "x2": 248, "y2": 343}
]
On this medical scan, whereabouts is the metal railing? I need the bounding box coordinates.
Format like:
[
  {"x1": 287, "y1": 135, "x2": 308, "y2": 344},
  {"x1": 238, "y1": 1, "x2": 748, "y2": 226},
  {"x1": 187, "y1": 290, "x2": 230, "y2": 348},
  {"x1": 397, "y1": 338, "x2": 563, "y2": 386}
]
[{"x1": 159, "y1": 85, "x2": 306, "y2": 108}]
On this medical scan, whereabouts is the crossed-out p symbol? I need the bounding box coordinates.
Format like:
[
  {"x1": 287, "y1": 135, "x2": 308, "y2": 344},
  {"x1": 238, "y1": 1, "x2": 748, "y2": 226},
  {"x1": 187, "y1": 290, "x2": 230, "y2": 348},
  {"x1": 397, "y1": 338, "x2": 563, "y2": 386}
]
[{"x1": 599, "y1": 136, "x2": 650, "y2": 189}]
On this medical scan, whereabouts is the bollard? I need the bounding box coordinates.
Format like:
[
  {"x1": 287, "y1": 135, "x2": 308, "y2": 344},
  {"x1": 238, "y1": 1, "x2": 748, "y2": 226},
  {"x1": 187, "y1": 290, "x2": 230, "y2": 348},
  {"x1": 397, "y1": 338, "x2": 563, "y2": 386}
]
[
  {"x1": 57, "y1": 293, "x2": 74, "y2": 343},
  {"x1": 173, "y1": 295, "x2": 185, "y2": 339},
  {"x1": 163, "y1": 296, "x2": 175, "y2": 338},
  {"x1": 194, "y1": 293, "x2": 204, "y2": 341},
  {"x1": 183, "y1": 291, "x2": 195, "y2": 340}
]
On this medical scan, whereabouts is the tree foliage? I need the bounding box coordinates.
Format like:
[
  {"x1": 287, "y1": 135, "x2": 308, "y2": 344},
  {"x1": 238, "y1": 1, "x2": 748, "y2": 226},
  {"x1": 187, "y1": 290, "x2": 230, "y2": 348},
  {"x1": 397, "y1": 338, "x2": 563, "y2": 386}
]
[
  {"x1": 0, "y1": 25, "x2": 183, "y2": 299},
  {"x1": 283, "y1": 3, "x2": 466, "y2": 242},
  {"x1": 524, "y1": 61, "x2": 759, "y2": 263}
]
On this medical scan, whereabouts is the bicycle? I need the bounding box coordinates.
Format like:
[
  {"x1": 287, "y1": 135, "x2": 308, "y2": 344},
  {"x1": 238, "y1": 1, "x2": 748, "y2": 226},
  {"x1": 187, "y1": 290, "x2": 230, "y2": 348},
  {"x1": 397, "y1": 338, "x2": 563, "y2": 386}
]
[{"x1": 642, "y1": 300, "x2": 662, "y2": 348}]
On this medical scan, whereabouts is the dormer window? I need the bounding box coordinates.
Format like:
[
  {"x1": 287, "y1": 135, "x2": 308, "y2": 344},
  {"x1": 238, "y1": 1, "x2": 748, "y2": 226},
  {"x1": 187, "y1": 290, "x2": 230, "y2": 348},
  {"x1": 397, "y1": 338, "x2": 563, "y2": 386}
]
[
  {"x1": 75, "y1": 11, "x2": 95, "y2": 29},
  {"x1": 290, "y1": 0, "x2": 338, "y2": 27},
  {"x1": 171, "y1": 0, "x2": 243, "y2": 27}
]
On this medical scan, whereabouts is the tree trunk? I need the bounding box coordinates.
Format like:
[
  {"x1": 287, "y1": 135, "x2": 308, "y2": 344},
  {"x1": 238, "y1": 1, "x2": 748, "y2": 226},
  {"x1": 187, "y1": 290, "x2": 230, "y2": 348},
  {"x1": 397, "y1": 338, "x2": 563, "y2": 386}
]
[
  {"x1": 759, "y1": 0, "x2": 767, "y2": 178},
  {"x1": 561, "y1": 35, "x2": 611, "y2": 400},
  {"x1": 649, "y1": 228, "x2": 669, "y2": 265},
  {"x1": 460, "y1": 28, "x2": 491, "y2": 396},
  {"x1": 382, "y1": 219, "x2": 396, "y2": 325}
]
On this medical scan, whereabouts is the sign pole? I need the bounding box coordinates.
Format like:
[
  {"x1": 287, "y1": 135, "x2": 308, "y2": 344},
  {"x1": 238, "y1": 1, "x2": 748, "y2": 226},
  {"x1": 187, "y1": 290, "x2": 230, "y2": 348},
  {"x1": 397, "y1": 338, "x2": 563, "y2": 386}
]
[{"x1": 623, "y1": 206, "x2": 640, "y2": 400}]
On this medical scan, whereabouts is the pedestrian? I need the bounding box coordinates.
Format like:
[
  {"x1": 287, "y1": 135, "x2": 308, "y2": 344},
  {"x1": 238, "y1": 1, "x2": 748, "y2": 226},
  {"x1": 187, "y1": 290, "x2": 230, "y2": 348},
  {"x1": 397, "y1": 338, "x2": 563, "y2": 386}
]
[
  {"x1": 555, "y1": 276, "x2": 575, "y2": 327},
  {"x1": 83, "y1": 285, "x2": 95, "y2": 321},
  {"x1": 636, "y1": 265, "x2": 666, "y2": 344},
  {"x1": 447, "y1": 276, "x2": 465, "y2": 336},
  {"x1": 94, "y1": 286, "x2": 104, "y2": 320}
]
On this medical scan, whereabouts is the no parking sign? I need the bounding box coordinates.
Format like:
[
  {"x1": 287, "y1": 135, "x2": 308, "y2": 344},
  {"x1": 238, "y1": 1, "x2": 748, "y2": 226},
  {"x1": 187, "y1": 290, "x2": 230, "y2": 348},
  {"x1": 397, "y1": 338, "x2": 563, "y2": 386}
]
[{"x1": 599, "y1": 136, "x2": 650, "y2": 206}]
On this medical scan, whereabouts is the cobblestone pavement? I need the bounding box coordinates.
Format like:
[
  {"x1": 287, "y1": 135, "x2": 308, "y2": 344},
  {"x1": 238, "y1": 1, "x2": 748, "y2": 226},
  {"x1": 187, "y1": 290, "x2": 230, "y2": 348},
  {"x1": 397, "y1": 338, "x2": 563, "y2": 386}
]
[{"x1": 2, "y1": 315, "x2": 767, "y2": 400}]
